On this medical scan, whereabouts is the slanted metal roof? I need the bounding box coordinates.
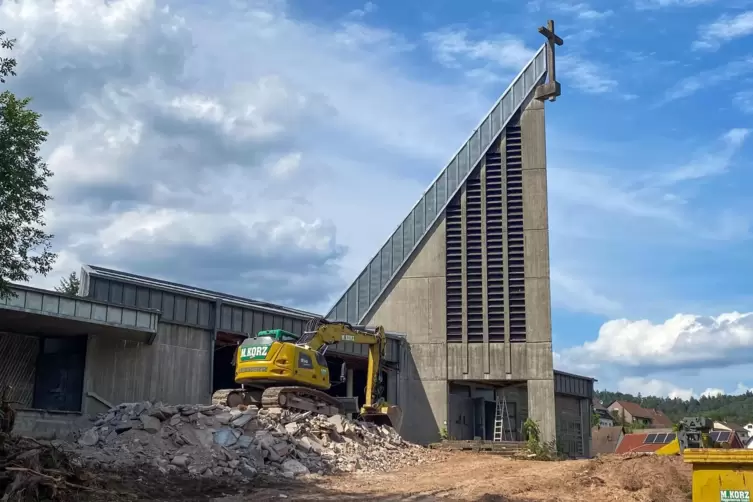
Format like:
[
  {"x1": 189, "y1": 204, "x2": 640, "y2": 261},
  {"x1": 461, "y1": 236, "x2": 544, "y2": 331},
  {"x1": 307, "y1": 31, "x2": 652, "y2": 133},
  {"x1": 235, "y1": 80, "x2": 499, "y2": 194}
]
[
  {"x1": 82, "y1": 264, "x2": 318, "y2": 321},
  {"x1": 325, "y1": 45, "x2": 548, "y2": 324},
  {"x1": 80, "y1": 265, "x2": 405, "y2": 345}
]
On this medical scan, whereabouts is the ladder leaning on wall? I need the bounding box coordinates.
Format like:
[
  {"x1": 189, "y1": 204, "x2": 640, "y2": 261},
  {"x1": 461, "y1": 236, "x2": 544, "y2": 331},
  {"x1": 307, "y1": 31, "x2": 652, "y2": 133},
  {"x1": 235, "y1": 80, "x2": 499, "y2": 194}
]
[{"x1": 493, "y1": 393, "x2": 513, "y2": 442}]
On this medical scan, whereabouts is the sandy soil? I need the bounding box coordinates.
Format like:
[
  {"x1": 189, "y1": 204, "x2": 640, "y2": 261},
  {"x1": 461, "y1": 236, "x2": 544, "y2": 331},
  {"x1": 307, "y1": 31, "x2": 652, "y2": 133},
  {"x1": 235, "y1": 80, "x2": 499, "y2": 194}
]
[{"x1": 203, "y1": 453, "x2": 692, "y2": 502}]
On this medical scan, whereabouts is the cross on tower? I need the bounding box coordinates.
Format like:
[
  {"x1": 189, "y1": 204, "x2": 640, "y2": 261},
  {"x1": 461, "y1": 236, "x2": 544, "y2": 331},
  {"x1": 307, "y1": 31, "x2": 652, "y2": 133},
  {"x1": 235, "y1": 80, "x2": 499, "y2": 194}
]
[{"x1": 534, "y1": 19, "x2": 564, "y2": 102}]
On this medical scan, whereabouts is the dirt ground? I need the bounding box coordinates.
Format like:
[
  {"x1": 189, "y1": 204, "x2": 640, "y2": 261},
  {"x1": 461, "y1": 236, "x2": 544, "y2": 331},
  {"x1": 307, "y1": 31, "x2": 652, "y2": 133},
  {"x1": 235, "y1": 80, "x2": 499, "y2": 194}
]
[{"x1": 101, "y1": 452, "x2": 690, "y2": 502}]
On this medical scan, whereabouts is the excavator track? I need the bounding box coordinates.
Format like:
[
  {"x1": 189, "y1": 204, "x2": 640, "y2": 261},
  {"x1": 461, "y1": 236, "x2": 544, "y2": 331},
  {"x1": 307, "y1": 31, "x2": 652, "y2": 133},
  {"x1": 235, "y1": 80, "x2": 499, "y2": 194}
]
[
  {"x1": 211, "y1": 386, "x2": 344, "y2": 417},
  {"x1": 261, "y1": 386, "x2": 343, "y2": 416}
]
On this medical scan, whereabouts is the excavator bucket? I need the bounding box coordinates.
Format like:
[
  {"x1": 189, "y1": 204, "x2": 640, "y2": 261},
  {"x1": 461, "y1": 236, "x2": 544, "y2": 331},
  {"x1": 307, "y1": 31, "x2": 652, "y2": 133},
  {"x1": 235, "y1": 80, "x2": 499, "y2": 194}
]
[{"x1": 361, "y1": 404, "x2": 403, "y2": 431}]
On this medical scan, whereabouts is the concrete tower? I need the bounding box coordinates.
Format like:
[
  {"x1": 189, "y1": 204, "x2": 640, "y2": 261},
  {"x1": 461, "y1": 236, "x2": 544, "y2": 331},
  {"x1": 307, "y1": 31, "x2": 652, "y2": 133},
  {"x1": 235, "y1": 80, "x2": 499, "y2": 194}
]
[{"x1": 326, "y1": 32, "x2": 562, "y2": 445}]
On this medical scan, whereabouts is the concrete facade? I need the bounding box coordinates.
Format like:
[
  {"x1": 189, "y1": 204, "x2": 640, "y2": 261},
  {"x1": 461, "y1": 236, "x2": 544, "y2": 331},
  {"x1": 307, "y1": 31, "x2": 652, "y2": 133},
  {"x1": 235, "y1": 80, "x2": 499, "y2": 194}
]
[
  {"x1": 364, "y1": 218, "x2": 448, "y2": 445},
  {"x1": 356, "y1": 98, "x2": 558, "y2": 446},
  {"x1": 322, "y1": 45, "x2": 596, "y2": 455}
]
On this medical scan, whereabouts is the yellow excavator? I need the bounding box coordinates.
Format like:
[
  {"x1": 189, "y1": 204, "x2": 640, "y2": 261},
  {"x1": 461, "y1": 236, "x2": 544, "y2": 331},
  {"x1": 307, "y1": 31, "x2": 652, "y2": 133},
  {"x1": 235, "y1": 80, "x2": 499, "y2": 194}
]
[{"x1": 211, "y1": 318, "x2": 402, "y2": 429}]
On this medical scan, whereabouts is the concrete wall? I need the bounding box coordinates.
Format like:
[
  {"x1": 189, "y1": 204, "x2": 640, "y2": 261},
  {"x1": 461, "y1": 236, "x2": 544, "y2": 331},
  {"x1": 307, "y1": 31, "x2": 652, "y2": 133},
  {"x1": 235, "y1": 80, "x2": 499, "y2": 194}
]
[
  {"x1": 83, "y1": 323, "x2": 211, "y2": 415},
  {"x1": 520, "y1": 98, "x2": 556, "y2": 444},
  {"x1": 15, "y1": 409, "x2": 92, "y2": 440},
  {"x1": 363, "y1": 218, "x2": 448, "y2": 445}
]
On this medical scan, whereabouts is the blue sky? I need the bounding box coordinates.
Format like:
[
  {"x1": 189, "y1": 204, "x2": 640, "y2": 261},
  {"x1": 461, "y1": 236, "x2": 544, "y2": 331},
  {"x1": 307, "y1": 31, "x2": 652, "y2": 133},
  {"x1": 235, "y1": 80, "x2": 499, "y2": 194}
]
[{"x1": 5, "y1": 0, "x2": 753, "y2": 400}]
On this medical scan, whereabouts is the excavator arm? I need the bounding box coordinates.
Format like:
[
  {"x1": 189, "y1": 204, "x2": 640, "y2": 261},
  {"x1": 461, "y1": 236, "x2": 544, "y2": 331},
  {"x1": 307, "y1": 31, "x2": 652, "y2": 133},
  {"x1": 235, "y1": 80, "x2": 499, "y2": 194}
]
[
  {"x1": 303, "y1": 319, "x2": 402, "y2": 429},
  {"x1": 304, "y1": 319, "x2": 387, "y2": 408}
]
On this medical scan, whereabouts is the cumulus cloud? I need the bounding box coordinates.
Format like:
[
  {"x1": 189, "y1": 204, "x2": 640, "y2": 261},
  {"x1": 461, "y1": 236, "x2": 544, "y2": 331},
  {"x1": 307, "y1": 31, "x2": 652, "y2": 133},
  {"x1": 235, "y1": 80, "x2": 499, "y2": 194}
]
[
  {"x1": 605, "y1": 377, "x2": 753, "y2": 400},
  {"x1": 10, "y1": 0, "x2": 499, "y2": 311},
  {"x1": 701, "y1": 388, "x2": 724, "y2": 398},
  {"x1": 560, "y1": 311, "x2": 753, "y2": 373},
  {"x1": 617, "y1": 377, "x2": 695, "y2": 400}
]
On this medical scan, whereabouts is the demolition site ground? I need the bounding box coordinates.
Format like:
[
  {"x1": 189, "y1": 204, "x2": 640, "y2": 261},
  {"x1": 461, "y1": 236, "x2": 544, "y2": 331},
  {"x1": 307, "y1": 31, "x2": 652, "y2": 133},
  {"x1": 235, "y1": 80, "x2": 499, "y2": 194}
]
[
  {"x1": 23, "y1": 451, "x2": 692, "y2": 502},
  {"x1": 0, "y1": 400, "x2": 692, "y2": 501}
]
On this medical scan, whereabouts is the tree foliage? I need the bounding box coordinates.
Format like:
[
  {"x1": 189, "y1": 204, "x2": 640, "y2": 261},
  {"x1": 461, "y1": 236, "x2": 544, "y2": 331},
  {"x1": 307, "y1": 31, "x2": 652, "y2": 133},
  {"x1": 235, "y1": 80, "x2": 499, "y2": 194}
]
[
  {"x1": 54, "y1": 271, "x2": 80, "y2": 295},
  {"x1": 0, "y1": 30, "x2": 17, "y2": 83},
  {"x1": 0, "y1": 32, "x2": 56, "y2": 299},
  {"x1": 596, "y1": 389, "x2": 753, "y2": 425}
]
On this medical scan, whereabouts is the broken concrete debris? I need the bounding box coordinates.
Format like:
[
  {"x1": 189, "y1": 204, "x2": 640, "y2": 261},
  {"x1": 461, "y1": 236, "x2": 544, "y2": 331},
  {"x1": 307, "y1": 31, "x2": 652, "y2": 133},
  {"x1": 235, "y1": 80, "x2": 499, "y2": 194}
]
[{"x1": 74, "y1": 401, "x2": 432, "y2": 480}]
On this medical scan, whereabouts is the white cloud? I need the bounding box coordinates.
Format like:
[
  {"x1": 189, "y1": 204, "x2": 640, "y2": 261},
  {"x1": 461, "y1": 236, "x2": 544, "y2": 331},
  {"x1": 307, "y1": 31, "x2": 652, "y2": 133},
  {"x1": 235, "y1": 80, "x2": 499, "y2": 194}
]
[
  {"x1": 650, "y1": 128, "x2": 751, "y2": 186},
  {"x1": 735, "y1": 90, "x2": 753, "y2": 114},
  {"x1": 268, "y1": 152, "x2": 302, "y2": 179},
  {"x1": 550, "y1": 269, "x2": 622, "y2": 317},
  {"x1": 423, "y1": 29, "x2": 535, "y2": 74},
  {"x1": 423, "y1": 28, "x2": 617, "y2": 95},
  {"x1": 560, "y1": 311, "x2": 753, "y2": 372},
  {"x1": 618, "y1": 377, "x2": 694, "y2": 400},
  {"x1": 558, "y1": 54, "x2": 618, "y2": 94},
  {"x1": 636, "y1": 0, "x2": 716, "y2": 8},
  {"x1": 349, "y1": 1, "x2": 377, "y2": 19},
  {"x1": 5, "y1": 0, "x2": 500, "y2": 310},
  {"x1": 558, "y1": 3, "x2": 613, "y2": 19},
  {"x1": 701, "y1": 387, "x2": 724, "y2": 398},
  {"x1": 733, "y1": 383, "x2": 753, "y2": 395},
  {"x1": 613, "y1": 379, "x2": 740, "y2": 400},
  {"x1": 661, "y1": 57, "x2": 753, "y2": 103},
  {"x1": 694, "y1": 11, "x2": 753, "y2": 51}
]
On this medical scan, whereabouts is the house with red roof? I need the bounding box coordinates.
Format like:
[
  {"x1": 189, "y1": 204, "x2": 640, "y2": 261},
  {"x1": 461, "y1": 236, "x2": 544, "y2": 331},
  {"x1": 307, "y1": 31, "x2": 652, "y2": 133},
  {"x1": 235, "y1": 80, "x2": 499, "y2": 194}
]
[{"x1": 607, "y1": 400, "x2": 674, "y2": 428}]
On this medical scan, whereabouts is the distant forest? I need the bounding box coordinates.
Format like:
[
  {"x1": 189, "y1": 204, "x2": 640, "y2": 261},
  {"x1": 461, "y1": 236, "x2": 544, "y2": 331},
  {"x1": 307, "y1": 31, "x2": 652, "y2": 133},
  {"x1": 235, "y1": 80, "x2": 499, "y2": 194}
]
[{"x1": 595, "y1": 390, "x2": 753, "y2": 425}]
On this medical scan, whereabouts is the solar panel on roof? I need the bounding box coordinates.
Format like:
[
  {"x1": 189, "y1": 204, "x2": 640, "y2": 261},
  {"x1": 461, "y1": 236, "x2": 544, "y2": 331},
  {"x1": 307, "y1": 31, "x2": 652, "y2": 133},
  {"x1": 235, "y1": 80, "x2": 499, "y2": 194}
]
[
  {"x1": 644, "y1": 433, "x2": 658, "y2": 444},
  {"x1": 710, "y1": 431, "x2": 721, "y2": 442},
  {"x1": 653, "y1": 433, "x2": 668, "y2": 444},
  {"x1": 717, "y1": 431, "x2": 731, "y2": 442},
  {"x1": 666, "y1": 433, "x2": 676, "y2": 442}
]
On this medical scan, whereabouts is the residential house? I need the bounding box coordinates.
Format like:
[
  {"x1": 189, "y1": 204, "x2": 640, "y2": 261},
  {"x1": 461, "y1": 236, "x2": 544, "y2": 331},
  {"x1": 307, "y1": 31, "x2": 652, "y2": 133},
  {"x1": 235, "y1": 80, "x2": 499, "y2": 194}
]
[
  {"x1": 592, "y1": 398, "x2": 614, "y2": 427},
  {"x1": 607, "y1": 401, "x2": 674, "y2": 428},
  {"x1": 592, "y1": 426, "x2": 624, "y2": 455}
]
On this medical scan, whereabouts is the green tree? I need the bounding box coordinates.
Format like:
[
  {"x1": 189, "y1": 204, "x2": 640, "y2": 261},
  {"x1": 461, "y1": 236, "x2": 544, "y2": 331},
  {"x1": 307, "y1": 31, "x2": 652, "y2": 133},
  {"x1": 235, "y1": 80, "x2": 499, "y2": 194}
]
[
  {"x1": 54, "y1": 271, "x2": 80, "y2": 295},
  {"x1": 595, "y1": 389, "x2": 753, "y2": 426},
  {"x1": 0, "y1": 31, "x2": 56, "y2": 299},
  {"x1": 0, "y1": 30, "x2": 17, "y2": 83}
]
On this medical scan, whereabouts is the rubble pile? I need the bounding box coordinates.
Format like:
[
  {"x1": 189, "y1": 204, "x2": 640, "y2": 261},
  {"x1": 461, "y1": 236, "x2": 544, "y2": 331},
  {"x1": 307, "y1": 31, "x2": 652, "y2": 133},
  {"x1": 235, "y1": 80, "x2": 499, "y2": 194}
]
[{"x1": 73, "y1": 401, "x2": 433, "y2": 480}]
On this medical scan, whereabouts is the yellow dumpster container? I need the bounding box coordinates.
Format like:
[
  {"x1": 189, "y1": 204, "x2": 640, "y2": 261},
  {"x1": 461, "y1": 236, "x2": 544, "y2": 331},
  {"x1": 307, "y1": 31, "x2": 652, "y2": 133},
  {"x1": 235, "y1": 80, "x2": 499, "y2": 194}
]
[{"x1": 684, "y1": 448, "x2": 753, "y2": 501}]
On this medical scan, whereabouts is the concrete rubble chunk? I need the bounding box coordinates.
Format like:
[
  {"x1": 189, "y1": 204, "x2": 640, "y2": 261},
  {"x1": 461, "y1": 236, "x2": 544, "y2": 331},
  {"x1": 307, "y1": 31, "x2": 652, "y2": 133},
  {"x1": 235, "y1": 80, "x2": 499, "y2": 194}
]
[
  {"x1": 282, "y1": 459, "x2": 309, "y2": 476},
  {"x1": 140, "y1": 415, "x2": 162, "y2": 434},
  {"x1": 78, "y1": 429, "x2": 99, "y2": 447},
  {"x1": 71, "y1": 400, "x2": 438, "y2": 482},
  {"x1": 171, "y1": 455, "x2": 190, "y2": 467},
  {"x1": 232, "y1": 414, "x2": 253, "y2": 427},
  {"x1": 148, "y1": 405, "x2": 178, "y2": 421}
]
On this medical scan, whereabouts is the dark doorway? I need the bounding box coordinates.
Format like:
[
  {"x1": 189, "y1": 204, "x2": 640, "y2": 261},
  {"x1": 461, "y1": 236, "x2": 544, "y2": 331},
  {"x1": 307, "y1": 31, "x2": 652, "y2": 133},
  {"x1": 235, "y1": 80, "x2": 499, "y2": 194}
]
[
  {"x1": 33, "y1": 336, "x2": 87, "y2": 412},
  {"x1": 484, "y1": 401, "x2": 496, "y2": 440},
  {"x1": 212, "y1": 332, "x2": 244, "y2": 392}
]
